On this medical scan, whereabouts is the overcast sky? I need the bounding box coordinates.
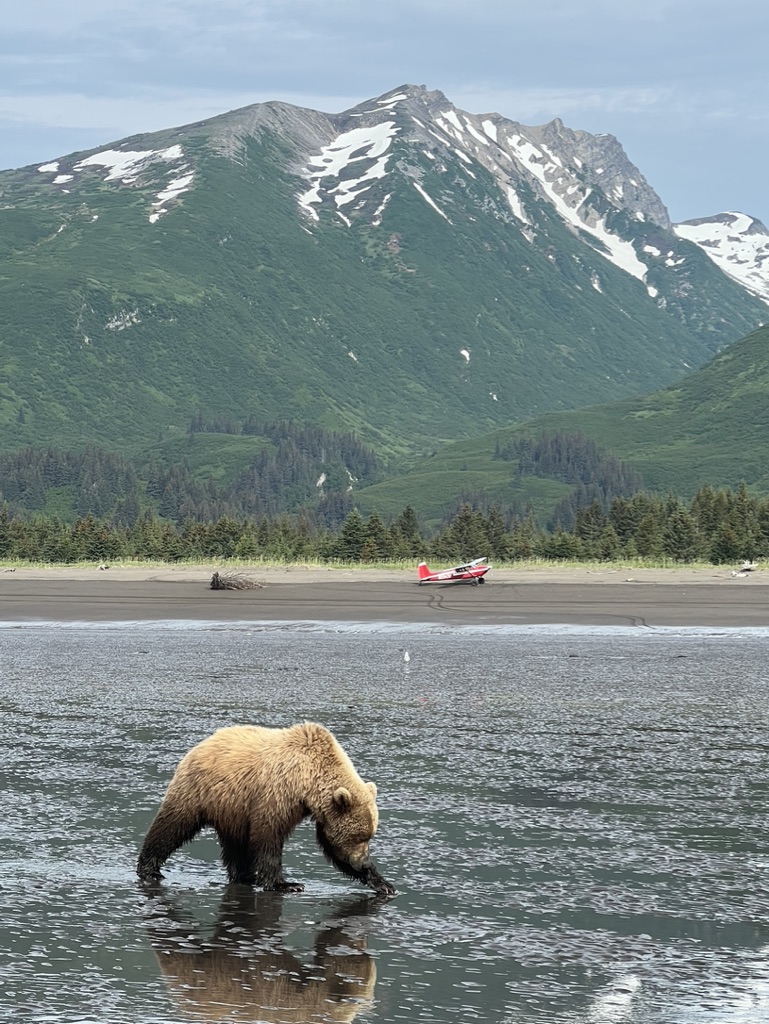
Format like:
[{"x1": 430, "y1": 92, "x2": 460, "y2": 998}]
[{"x1": 2, "y1": 0, "x2": 767, "y2": 225}]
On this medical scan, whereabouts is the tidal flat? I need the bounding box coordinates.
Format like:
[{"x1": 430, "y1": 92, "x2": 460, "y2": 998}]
[{"x1": 2, "y1": 621, "x2": 768, "y2": 1023}]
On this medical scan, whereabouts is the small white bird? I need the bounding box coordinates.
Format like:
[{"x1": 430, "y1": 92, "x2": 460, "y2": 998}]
[{"x1": 403, "y1": 651, "x2": 410, "y2": 663}]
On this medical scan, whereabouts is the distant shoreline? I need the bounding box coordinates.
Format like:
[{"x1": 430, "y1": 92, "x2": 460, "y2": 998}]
[
  {"x1": 0, "y1": 562, "x2": 761, "y2": 584},
  {"x1": 1, "y1": 563, "x2": 767, "y2": 627}
]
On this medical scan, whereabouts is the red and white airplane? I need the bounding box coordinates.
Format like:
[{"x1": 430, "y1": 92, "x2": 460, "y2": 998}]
[{"x1": 417, "y1": 557, "x2": 491, "y2": 585}]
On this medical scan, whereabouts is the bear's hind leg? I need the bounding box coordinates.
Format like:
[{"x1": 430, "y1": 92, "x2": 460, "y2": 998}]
[
  {"x1": 219, "y1": 833, "x2": 256, "y2": 886},
  {"x1": 253, "y1": 839, "x2": 305, "y2": 893},
  {"x1": 137, "y1": 805, "x2": 203, "y2": 881}
]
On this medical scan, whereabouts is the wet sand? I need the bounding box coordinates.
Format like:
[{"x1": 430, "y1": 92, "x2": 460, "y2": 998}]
[{"x1": 0, "y1": 564, "x2": 767, "y2": 627}]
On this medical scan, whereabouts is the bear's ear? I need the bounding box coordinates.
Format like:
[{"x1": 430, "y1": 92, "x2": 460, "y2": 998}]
[
  {"x1": 366, "y1": 781, "x2": 378, "y2": 800},
  {"x1": 333, "y1": 786, "x2": 353, "y2": 810}
]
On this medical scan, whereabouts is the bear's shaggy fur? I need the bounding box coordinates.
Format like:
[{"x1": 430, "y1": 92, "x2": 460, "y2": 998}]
[{"x1": 137, "y1": 722, "x2": 395, "y2": 895}]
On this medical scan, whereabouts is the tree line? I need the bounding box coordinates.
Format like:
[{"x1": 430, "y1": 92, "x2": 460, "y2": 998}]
[
  {"x1": 0, "y1": 424, "x2": 382, "y2": 526},
  {"x1": 0, "y1": 430, "x2": 637, "y2": 530},
  {"x1": 0, "y1": 484, "x2": 767, "y2": 565}
]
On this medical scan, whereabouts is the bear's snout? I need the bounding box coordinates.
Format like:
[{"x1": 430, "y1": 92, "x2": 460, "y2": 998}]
[{"x1": 346, "y1": 842, "x2": 371, "y2": 870}]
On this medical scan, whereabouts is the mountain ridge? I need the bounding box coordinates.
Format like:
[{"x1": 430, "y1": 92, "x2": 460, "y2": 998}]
[
  {"x1": 1, "y1": 84, "x2": 766, "y2": 473},
  {"x1": 24, "y1": 84, "x2": 768, "y2": 300}
]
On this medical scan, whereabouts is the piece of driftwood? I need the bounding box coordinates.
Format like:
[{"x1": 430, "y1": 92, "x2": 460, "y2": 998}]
[{"x1": 210, "y1": 571, "x2": 265, "y2": 591}]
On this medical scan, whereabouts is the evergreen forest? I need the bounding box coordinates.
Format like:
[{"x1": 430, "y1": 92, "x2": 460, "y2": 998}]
[
  {"x1": 0, "y1": 484, "x2": 766, "y2": 568},
  {"x1": 1, "y1": 425, "x2": 767, "y2": 567}
]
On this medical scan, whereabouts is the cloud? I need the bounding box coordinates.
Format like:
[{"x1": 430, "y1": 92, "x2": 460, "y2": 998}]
[
  {"x1": 4, "y1": 0, "x2": 768, "y2": 100},
  {"x1": 447, "y1": 82, "x2": 769, "y2": 128},
  {"x1": 1, "y1": 0, "x2": 768, "y2": 222},
  {"x1": 0, "y1": 88, "x2": 360, "y2": 137},
  {"x1": 0, "y1": 85, "x2": 678, "y2": 139},
  {"x1": 2, "y1": 77, "x2": 766, "y2": 145},
  {"x1": 448, "y1": 86, "x2": 677, "y2": 122}
]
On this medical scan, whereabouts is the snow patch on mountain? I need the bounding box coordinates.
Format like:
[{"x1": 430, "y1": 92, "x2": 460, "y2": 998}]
[
  {"x1": 506, "y1": 133, "x2": 648, "y2": 282},
  {"x1": 376, "y1": 92, "x2": 408, "y2": 107},
  {"x1": 482, "y1": 120, "x2": 498, "y2": 142},
  {"x1": 442, "y1": 110, "x2": 464, "y2": 135},
  {"x1": 75, "y1": 145, "x2": 184, "y2": 182},
  {"x1": 506, "y1": 187, "x2": 529, "y2": 225},
  {"x1": 149, "y1": 172, "x2": 195, "y2": 223},
  {"x1": 412, "y1": 181, "x2": 452, "y2": 223},
  {"x1": 674, "y1": 213, "x2": 769, "y2": 305},
  {"x1": 465, "y1": 121, "x2": 489, "y2": 148},
  {"x1": 298, "y1": 122, "x2": 400, "y2": 221},
  {"x1": 372, "y1": 193, "x2": 391, "y2": 227}
]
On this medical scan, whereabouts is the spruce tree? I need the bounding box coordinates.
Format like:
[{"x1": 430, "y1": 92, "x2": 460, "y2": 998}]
[{"x1": 335, "y1": 508, "x2": 365, "y2": 562}]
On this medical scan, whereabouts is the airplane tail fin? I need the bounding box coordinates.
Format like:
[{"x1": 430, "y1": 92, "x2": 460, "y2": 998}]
[{"x1": 417, "y1": 561, "x2": 432, "y2": 580}]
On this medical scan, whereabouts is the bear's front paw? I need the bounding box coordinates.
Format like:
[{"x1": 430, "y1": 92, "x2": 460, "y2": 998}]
[
  {"x1": 375, "y1": 880, "x2": 397, "y2": 896},
  {"x1": 270, "y1": 881, "x2": 306, "y2": 893},
  {"x1": 137, "y1": 866, "x2": 164, "y2": 882}
]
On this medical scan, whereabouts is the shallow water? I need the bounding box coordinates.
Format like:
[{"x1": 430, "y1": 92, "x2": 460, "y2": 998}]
[{"x1": 2, "y1": 622, "x2": 769, "y2": 1023}]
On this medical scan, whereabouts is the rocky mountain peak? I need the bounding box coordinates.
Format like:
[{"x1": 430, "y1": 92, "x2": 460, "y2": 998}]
[
  {"x1": 524, "y1": 119, "x2": 671, "y2": 229},
  {"x1": 674, "y1": 212, "x2": 769, "y2": 304},
  {"x1": 17, "y1": 83, "x2": 769, "y2": 313},
  {"x1": 286, "y1": 86, "x2": 676, "y2": 293}
]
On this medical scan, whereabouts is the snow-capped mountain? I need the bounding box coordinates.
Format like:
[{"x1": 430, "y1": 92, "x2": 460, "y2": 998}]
[
  {"x1": 4, "y1": 84, "x2": 767, "y2": 457},
  {"x1": 246, "y1": 84, "x2": 767, "y2": 307},
  {"x1": 33, "y1": 84, "x2": 768, "y2": 308},
  {"x1": 674, "y1": 213, "x2": 769, "y2": 304},
  {"x1": 292, "y1": 86, "x2": 669, "y2": 292}
]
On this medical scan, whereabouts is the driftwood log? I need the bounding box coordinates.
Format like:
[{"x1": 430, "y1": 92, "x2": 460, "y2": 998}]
[{"x1": 210, "y1": 571, "x2": 265, "y2": 591}]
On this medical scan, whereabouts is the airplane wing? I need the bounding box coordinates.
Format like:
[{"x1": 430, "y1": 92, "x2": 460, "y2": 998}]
[{"x1": 453, "y1": 557, "x2": 488, "y2": 572}]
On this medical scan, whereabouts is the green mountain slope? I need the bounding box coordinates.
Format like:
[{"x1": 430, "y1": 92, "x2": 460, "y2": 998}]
[
  {"x1": 356, "y1": 323, "x2": 769, "y2": 523},
  {"x1": 1, "y1": 87, "x2": 766, "y2": 465},
  {"x1": 509, "y1": 322, "x2": 769, "y2": 495}
]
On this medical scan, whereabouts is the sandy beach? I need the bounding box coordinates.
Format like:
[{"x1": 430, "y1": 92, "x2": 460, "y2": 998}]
[{"x1": 0, "y1": 563, "x2": 767, "y2": 627}]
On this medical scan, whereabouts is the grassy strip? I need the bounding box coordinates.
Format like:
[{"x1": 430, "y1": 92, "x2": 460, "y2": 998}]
[{"x1": 0, "y1": 556, "x2": 750, "y2": 572}]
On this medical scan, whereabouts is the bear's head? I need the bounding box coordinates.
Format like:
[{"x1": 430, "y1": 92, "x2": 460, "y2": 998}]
[{"x1": 316, "y1": 781, "x2": 394, "y2": 894}]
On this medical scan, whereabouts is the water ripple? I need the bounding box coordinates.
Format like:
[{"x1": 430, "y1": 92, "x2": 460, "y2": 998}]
[{"x1": 2, "y1": 628, "x2": 768, "y2": 1022}]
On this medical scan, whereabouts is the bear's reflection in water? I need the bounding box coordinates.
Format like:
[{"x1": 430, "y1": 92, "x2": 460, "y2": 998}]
[{"x1": 144, "y1": 886, "x2": 382, "y2": 1023}]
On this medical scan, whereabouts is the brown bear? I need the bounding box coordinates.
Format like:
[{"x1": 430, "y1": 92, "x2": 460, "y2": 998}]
[{"x1": 136, "y1": 722, "x2": 395, "y2": 895}]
